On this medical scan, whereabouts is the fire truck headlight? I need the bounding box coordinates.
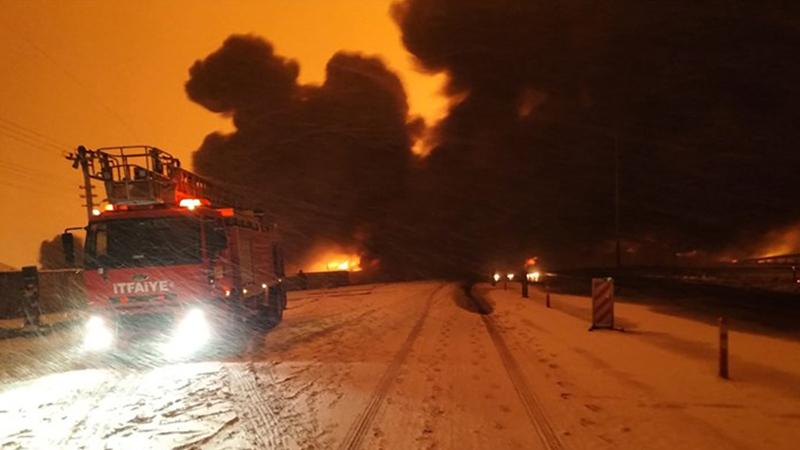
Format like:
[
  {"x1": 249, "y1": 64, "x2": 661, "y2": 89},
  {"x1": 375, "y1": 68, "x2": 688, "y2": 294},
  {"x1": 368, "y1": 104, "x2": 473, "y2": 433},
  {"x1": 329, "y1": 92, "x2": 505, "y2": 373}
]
[
  {"x1": 83, "y1": 315, "x2": 113, "y2": 351},
  {"x1": 163, "y1": 308, "x2": 211, "y2": 357}
]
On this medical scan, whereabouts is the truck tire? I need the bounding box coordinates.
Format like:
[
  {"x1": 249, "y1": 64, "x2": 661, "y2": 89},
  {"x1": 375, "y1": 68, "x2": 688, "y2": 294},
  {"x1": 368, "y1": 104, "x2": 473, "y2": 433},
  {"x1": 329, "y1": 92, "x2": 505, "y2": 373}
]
[{"x1": 266, "y1": 285, "x2": 285, "y2": 325}]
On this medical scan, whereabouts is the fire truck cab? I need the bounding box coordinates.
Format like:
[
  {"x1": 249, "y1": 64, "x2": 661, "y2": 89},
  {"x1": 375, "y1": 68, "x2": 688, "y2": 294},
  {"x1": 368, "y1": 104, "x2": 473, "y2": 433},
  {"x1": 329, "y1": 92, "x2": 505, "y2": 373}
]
[{"x1": 64, "y1": 145, "x2": 286, "y2": 357}]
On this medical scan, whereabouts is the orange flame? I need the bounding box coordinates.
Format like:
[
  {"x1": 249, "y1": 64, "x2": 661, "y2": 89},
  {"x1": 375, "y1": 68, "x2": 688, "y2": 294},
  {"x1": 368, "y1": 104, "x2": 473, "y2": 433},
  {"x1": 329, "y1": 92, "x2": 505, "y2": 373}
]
[
  {"x1": 304, "y1": 246, "x2": 363, "y2": 272},
  {"x1": 325, "y1": 256, "x2": 362, "y2": 272},
  {"x1": 741, "y1": 223, "x2": 800, "y2": 259}
]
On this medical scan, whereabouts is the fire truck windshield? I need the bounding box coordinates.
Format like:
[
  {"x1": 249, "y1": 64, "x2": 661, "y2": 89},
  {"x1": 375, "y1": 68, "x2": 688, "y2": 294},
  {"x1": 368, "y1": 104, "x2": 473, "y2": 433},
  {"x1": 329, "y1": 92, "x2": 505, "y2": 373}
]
[{"x1": 85, "y1": 217, "x2": 201, "y2": 268}]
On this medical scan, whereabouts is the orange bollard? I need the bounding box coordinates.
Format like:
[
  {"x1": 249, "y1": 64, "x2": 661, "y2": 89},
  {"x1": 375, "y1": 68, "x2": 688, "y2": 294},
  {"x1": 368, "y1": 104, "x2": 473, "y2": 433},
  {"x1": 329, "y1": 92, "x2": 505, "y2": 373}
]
[{"x1": 719, "y1": 317, "x2": 729, "y2": 379}]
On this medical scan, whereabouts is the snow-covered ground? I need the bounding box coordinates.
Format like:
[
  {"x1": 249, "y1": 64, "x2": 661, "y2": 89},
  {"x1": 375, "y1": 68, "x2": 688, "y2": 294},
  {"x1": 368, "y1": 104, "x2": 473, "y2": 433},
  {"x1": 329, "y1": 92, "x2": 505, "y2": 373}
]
[
  {"x1": 0, "y1": 280, "x2": 798, "y2": 449},
  {"x1": 483, "y1": 282, "x2": 800, "y2": 449}
]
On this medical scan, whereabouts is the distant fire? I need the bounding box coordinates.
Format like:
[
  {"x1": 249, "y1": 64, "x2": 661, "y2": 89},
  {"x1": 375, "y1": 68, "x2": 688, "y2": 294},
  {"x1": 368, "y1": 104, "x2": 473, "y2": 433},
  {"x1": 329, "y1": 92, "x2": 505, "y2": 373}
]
[
  {"x1": 713, "y1": 222, "x2": 800, "y2": 264},
  {"x1": 757, "y1": 226, "x2": 800, "y2": 257},
  {"x1": 326, "y1": 257, "x2": 362, "y2": 272},
  {"x1": 742, "y1": 223, "x2": 800, "y2": 259},
  {"x1": 303, "y1": 246, "x2": 363, "y2": 272}
]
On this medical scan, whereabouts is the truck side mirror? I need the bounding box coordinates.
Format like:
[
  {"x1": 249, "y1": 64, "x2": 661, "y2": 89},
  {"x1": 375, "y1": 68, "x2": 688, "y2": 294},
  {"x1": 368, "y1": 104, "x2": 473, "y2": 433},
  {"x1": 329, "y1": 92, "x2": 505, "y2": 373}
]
[{"x1": 61, "y1": 232, "x2": 76, "y2": 267}]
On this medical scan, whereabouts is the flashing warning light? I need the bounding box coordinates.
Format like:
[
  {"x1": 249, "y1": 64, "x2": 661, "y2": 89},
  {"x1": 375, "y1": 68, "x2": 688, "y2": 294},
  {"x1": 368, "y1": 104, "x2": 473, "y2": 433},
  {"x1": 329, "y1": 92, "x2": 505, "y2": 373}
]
[
  {"x1": 179, "y1": 198, "x2": 203, "y2": 210},
  {"x1": 104, "y1": 204, "x2": 114, "y2": 212},
  {"x1": 91, "y1": 208, "x2": 101, "y2": 216},
  {"x1": 219, "y1": 208, "x2": 234, "y2": 217}
]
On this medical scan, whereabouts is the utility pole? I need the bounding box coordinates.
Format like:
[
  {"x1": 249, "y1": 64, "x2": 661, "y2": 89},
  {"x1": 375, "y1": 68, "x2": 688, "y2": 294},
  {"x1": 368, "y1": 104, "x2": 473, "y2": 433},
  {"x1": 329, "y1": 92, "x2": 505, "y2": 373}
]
[
  {"x1": 67, "y1": 145, "x2": 96, "y2": 222},
  {"x1": 614, "y1": 134, "x2": 621, "y2": 269}
]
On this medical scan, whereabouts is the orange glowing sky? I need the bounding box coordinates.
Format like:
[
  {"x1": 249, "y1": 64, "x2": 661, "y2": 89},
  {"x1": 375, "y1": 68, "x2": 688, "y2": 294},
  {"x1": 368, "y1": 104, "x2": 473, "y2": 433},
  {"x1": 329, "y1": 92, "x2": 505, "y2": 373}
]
[{"x1": 0, "y1": 0, "x2": 447, "y2": 268}]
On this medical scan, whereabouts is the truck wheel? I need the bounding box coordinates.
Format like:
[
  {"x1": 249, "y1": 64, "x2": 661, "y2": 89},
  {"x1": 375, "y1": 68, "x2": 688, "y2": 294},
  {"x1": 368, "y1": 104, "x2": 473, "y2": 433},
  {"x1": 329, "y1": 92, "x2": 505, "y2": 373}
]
[{"x1": 266, "y1": 286, "x2": 285, "y2": 325}]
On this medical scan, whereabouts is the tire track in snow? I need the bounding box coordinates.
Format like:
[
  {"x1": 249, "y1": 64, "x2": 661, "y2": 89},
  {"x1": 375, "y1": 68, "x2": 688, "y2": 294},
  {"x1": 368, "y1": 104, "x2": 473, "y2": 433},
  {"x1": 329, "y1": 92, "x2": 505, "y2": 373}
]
[
  {"x1": 469, "y1": 286, "x2": 565, "y2": 450},
  {"x1": 337, "y1": 282, "x2": 449, "y2": 450},
  {"x1": 226, "y1": 364, "x2": 286, "y2": 449}
]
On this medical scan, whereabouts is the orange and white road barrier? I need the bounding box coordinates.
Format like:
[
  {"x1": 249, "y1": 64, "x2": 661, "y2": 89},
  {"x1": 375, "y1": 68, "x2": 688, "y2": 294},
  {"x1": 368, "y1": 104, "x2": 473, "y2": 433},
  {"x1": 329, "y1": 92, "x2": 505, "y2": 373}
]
[{"x1": 590, "y1": 277, "x2": 615, "y2": 330}]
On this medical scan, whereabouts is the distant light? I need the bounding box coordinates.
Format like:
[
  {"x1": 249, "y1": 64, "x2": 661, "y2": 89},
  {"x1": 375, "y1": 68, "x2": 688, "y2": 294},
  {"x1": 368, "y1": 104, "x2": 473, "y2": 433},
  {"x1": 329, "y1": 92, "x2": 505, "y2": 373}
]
[
  {"x1": 527, "y1": 271, "x2": 541, "y2": 282},
  {"x1": 493, "y1": 273, "x2": 501, "y2": 282},
  {"x1": 261, "y1": 283, "x2": 267, "y2": 289},
  {"x1": 224, "y1": 290, "x2": 231, "y2": 297},
  {"x1": 91, "y1": 208, "x2": 101, "y2": 216},
  {"x1": 179, "y1": 198, "x2": 203, "y2": 210},
  {"x1": 507, "y1": 273, "x2": 514, "y2": 281},
  {"x1": 242, "y1": 288, "x2": 248, "y2": 295}
]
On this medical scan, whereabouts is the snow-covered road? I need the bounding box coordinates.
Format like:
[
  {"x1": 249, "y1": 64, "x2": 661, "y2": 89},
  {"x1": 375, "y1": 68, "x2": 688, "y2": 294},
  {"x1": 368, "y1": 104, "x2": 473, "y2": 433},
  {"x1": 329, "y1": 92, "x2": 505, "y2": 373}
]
[{"x1": 1, "y1": 280, "x2": 798, "y2": 449}]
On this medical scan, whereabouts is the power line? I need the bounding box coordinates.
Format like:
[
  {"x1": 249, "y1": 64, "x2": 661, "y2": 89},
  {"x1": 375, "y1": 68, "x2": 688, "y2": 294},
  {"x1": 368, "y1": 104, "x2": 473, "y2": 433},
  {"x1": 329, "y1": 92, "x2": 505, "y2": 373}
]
[
  {"x1": 0, "y1": 178, "x2": 73, "y2": 200},
  {"x1": 0, "y1": 126, "x2": 66, "y2": 155},
  {"x1": 0, "y1": 116, "x2": 69, "y2": 150},
  {"x1": 0, "y1": 162, "x2": 74, "y2": 187},
  {"x1": 0, "y1": 166, "x2": 74, "y2": 191},
  {"x1": 0, "y1": 17, "x2": 141, "y2": 141}
]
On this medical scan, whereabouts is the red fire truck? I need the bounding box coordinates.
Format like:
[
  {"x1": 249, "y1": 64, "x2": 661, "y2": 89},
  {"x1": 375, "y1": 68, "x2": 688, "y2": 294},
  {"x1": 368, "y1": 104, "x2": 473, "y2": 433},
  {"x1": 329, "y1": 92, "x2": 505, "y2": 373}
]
[{"x1": 62, "y1": 145, "x2": 286, "y2": 357}]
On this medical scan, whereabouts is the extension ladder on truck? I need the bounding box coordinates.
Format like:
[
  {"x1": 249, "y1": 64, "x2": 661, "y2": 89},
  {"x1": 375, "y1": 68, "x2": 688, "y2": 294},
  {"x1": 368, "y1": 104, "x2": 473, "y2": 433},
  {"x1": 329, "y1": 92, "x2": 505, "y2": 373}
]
[{"x1": 66, "y1": 145, "x2": 248, "y2": 209}]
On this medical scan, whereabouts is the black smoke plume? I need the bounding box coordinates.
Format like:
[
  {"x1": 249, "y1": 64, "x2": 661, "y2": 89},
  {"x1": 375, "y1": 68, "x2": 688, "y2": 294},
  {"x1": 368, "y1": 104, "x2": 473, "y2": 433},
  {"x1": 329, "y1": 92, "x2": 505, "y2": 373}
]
[
  {"x1": 393, "y1": 0, "x2": 800, "y2": 270},
  {"x1": 186, "y1": 35, "x2": 414, "y2": 269},
  {"x1": 189, "y1": 2, "x2": 800, "y2": 278}
]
